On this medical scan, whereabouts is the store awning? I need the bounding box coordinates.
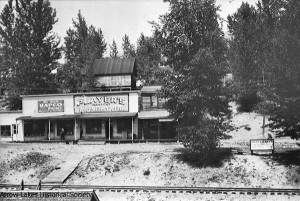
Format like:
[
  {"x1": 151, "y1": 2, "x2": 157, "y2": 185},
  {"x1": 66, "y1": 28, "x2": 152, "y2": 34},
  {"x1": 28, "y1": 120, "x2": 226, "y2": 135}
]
[
  {"x1": 138, "y1": 110, "x2": 176, "y2": 121},
  {"x1": 77, "y1": 112, "x2": 137, "y2": 119},
  {"x1": 16, "y1": 114, "x2": 78, "y2": 120},
  {"x1": 17, "y1": 112, "x2": 137, "y2": 120},
  {"x1": 159, "y1": 118, "x2": 176, "y2": 122}
]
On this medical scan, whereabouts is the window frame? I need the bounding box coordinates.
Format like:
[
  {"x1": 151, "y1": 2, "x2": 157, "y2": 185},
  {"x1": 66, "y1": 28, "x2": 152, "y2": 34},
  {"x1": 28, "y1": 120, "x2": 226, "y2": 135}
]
[
  {"x1": 24, "y1": 120, "x2": 47, "y2": 137},
  {"x1": 117, "y1": 119, "x2": 132, "y2": 133},
  {"x1": 86, "y1": 119, "x2": 102, "y2": 134},
  {"x1": 12, "y1": 124, "x2": 18, "y2": 135},
  {"x1": 0, "y1": 125, "x2": 11, "y2": 137}
]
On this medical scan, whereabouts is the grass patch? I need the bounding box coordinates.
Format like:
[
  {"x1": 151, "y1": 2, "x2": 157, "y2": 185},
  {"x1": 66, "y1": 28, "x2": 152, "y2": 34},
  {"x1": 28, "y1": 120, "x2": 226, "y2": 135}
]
[
  {"x1": 175, "y1": 148, "x2": 233, "y2": 168},
  {"x1": 271, "y1": 150, "x2": 300, "y2": 166},
  {"x1": 9, "y1": 152, "x2": 51, "y2": 171}
]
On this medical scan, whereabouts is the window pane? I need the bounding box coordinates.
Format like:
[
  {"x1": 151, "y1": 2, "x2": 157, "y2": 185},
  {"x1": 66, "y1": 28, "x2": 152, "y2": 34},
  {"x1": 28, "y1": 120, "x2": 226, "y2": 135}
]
[
  {"x1": 86, "y1": 119, "x2": 102, "y2": 134},
  {"x1": 151, "y1": 96, "x2": 157, "y2": 107},
  {"x1": 1, "y1": 125, "x2": 11, "y2": 137},
  {"x1": 142, "y1": 96, "x2": 151, "y2": 109},
  {"x1": 24, "y1": 121, "x2": 47, "y2": 137},
  {"x1": 57, "y1": 120, "x2": 73, "y2": 136},
  {"x1": 117, "y1": 119, "x2": 132, "y2": 133},
  {"x1": 12, "y1": 124, "x2": 18, "y2": 135},
  {"x1": 149, "y1": 120, "x2": 158, "y2": 138}
]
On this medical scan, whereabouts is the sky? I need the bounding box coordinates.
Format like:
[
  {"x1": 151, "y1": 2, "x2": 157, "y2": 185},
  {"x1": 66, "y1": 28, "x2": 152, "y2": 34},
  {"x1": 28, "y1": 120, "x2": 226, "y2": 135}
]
[{"x1": 0, "y1": 0, "x2": 259, "y2": 58}]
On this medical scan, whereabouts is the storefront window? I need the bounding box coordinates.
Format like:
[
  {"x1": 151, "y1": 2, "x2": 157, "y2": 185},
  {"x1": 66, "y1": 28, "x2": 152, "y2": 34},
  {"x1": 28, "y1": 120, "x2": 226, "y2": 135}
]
[
  {"x1": 149, "y1": 120, "x2": 158, "y2": 138},
  {"x1": 24, "y1": 121, "x2": 46, "y2": 137},
  {"x1": 57, "y1": 120, "x2": 74, "y2": 136},
  {"x1": 117, "y1": 119, "x2": 132, "y2": 133},
  {"x1": 0, "y1": 125, "x2": 11, "y2": 137},
  {"x1": 86, "y1": 119, "x2": 102, "y2": 134}
]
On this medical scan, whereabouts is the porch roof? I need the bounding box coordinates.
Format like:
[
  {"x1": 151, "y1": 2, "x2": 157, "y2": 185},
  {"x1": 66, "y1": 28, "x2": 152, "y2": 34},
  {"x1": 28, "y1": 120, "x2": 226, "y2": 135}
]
[{"x1": 17, "y1": 112, "x2": 137, "y2": 120}]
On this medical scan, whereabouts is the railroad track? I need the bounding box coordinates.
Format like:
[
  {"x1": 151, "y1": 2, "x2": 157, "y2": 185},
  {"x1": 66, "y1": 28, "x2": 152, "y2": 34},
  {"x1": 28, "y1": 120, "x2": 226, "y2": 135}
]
[{"x1": 1, "y1": 184, "x2": 300, "y2": 196}]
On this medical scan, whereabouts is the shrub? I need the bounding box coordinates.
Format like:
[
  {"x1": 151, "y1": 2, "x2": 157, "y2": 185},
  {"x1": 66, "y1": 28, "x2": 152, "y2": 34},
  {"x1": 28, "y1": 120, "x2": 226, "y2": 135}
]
[
  {"x1": 178, "y1": 119, "x2": 222, "y2": 166},
  {"x1": 143, "y1": 169, "x2": 150, "y2": 176},
  {"x1": 9, "y1": 152, "x2": 51, "y2": 171}
]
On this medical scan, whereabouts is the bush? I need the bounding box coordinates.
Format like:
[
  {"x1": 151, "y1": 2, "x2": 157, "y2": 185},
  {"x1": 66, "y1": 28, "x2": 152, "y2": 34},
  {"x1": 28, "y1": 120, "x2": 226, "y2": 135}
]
[
  {"x1": 178, "y1": 119, "x2": 222, "y2": 166},
  {"x1": 9, "y1": 152, "x2": 51, "y2": 171},
  {"x1": 143, "y1": 169, "x2": 150, "y2": 176}
]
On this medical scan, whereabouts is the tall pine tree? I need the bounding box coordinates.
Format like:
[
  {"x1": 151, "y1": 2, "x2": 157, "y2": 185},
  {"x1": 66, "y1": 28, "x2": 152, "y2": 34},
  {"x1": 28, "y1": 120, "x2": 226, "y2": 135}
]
[
  {"x1": 122, "y1": 34, "x2": 136, "y2": 58},
  {"x1": 58, "y1": 10, "x2": 106, "y2": 92},
  {"x1": 109, "y1": 39, "x2": 118, "y2": 58},
  {"x1": 135, "y1": 32, "x2": 162, "y2": 85},
  {"x1": 154, "y1": 0, "x2": 230, "y2": 165},
  {"x1": 0, "y1": 0, "x2": 61, "y2": 109}
]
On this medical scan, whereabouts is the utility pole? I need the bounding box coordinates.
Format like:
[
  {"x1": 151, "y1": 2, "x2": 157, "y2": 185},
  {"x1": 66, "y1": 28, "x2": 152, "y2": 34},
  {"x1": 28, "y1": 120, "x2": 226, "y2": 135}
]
[{"x1": 262, "y1": 68, "x2": 266, "y2": 137}]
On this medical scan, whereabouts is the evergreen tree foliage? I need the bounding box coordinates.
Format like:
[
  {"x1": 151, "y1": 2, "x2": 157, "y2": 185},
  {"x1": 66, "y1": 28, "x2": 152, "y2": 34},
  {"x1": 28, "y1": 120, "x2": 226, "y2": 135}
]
[
  {"x1": 109, "y1": 40, "x2": 118, "y2": 58},
  {"x1": 0, "y1": 0, "x2": 61, "y2": 110},
  {"x1": 228, "y1": 0, "x2": 300, "y2": 139},
  {"x1": 227, "y1": 3, "x2": 260, "y2": 101},
  {"x1": 58, "y1": 10, "x2": 106, "y2": 92},
  {"x1": 154, "y1": 0, "x2": 230, "y2": 165},
  {"x1": 267, "y1": 0, "x2": 300, "y2": 139},
  {"x1": 122, "y1": 34, "x2": 136, "y2": 58},
  {"x1": 135, "y1": 32, "x2": 164, "y2": 85}
]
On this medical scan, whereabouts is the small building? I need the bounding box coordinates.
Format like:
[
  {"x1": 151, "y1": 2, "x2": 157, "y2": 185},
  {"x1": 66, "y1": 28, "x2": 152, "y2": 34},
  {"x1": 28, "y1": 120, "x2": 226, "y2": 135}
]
[
  {"x1": 0, "y1": 111, "x2": 22, "y2": 142},
  {"x1": 15, "y1": 91, "x2": 139, "y2": 142},
  {"x1": 85, "y1": 57, "x2": 137, "y2": 90},
  {"x1": 0, "y1": 58, "x2": 177, "y2": 142},
  {"x1": 138, "y1": 86, "x2": 177, "y2": 141}
]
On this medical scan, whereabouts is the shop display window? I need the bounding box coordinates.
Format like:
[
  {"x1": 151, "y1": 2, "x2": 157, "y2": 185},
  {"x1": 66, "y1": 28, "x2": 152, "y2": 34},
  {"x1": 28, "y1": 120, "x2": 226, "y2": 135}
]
[
  {"x1": 117, "y1": 119, "x2": 131, "y2": 133},
  {"x1": 86, "y1": 119, "x2": 102, "y2": 134},
  {"x1": 149, "y1": 120, "x2": 158, "y2": 138},
  {"x1": 24, "y1": 121, "x2": 46, "y2": 137},
  {"x1": 57, "y1": 120, "x2": 74, "y2": 135},
  {"x1": 0, "y1": 125, "x2": 11, "y2": 137}
]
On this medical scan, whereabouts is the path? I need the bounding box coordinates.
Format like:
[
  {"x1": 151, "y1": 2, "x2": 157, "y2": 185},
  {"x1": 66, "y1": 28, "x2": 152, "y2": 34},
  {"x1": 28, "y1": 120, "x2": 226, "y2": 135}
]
[{"x1": 42, "y1": 153, "x2": 83, "y2": 185}]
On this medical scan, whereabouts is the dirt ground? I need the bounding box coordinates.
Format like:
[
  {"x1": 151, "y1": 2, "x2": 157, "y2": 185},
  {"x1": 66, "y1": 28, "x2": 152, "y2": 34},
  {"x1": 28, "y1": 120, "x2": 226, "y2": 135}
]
[
  {"x1": 1, "y1": 103, "x2": 300, "y2": 200},
  {"x1": 64, "y1": 147, "x2": 300, "y2": 189}
]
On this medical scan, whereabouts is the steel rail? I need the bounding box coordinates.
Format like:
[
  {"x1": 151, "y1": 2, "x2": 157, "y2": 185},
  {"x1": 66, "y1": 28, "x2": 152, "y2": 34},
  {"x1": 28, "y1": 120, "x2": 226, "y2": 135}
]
[{"x1": 0, "y1": 184, "x2": 300, "y2": 195}]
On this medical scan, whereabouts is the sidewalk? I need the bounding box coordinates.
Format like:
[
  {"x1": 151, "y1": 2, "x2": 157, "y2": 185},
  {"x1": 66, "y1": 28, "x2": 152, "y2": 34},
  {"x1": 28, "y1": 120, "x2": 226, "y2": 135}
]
[{"x1": 42, "y1": 154, "x2": 83, "y2": 185}]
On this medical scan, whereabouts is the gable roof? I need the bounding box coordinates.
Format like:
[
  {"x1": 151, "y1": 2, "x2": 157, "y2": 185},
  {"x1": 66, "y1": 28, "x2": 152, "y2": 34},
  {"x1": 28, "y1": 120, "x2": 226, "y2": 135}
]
[{"x1": 92, "y1": 57, "x2": 136, "y2": 75}]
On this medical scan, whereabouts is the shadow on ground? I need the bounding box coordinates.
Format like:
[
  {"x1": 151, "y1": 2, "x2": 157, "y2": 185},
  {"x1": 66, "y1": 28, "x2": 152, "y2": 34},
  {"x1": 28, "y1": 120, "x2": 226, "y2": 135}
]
[
  {"x1": 174, "y1": 148, "x2": 233, "y2": 168},
  {"x1": 271, "y1": 149, "x2": 300, "y2": 166},
  {"x1": 267, "y1": 149, "x2": 300, "y2": 186}
]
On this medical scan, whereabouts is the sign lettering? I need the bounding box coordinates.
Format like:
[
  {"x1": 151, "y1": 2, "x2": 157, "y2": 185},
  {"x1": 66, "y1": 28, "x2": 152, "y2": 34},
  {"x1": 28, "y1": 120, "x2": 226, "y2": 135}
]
[
  {"x1": 74, "y1": 94, "x2": 129, "y2": 113},
  {"x1": 0, "y1": 190, "x2": 99, "y2": 201},
  {"x1": 38, "y1": 100, "x2": 64, "y2": 113},
  {"x1": 250, "y1": 139, "x2": 274, "y2": 154}
]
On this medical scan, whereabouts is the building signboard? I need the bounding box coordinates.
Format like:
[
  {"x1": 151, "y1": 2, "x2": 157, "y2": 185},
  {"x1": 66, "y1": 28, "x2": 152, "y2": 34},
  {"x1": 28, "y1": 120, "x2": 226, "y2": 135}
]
[
  {"x1": 38, "y1": 100, "x2": 64, "y2": 113},
  {"x1": 74, "y1": 94, "x2": 129, "y2": 113},
  {"x1": 250, "y1": 139, "x2": 274, "y2": 154}
]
